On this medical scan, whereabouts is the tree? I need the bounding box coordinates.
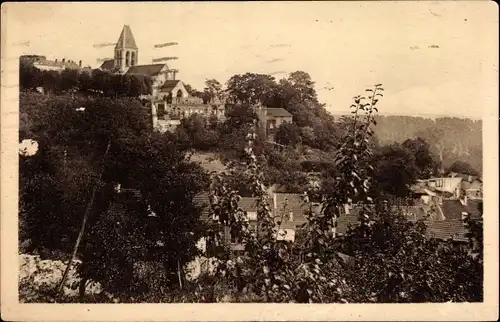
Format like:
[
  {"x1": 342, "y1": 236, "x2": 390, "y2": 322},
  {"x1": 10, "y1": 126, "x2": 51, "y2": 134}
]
[
  {"x1": 446, "y1": 161, "x2": 480, "y2": 177},
  {"x1": 371, "y1": 143, "x2": 419, "y2": 198},
  {"x1": 174, "y1": 114, "x2": 220, "y2": 150},
  {"x1": 275, "y1": 122, "x2": 302, "y2": 147},
  {"x1": 286, "y1": 71, "x2": 318, "y2": 103},
  {"x1": 402, "y1": 137, "x2": 438, "y2": 178},
  {"x1": 226, "y1": 73, "x2": 279, "y2": 105},
  {"x1": 338, "y1": 205, "x2": 483, "y2": 302},
  {"x1": 202, "y1": 79, "x2": 223, "y2": 104},
  {"x1": 19, "y1": 92, "x2": 210, "y2": 299}
]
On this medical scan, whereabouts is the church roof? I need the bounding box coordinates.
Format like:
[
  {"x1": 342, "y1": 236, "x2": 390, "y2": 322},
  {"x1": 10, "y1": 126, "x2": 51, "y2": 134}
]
[
  {"x1": 126, "y1": 64, "x2": 167, "y2": 76},
  {"x1": 159, "y1": 80, "x2": 181, "y2": 92},
  {"x1": 99, "y1": 59, "x2": 115, "y2": 71},
  {"x1": 115, "y1": 25, "x2": 138, "y2": 49}
]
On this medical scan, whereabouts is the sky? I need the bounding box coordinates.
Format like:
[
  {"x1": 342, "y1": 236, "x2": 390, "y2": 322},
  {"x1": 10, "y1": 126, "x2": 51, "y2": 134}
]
[{"x1": 4, "y1": 1, "x2": 498, "y2": 119}]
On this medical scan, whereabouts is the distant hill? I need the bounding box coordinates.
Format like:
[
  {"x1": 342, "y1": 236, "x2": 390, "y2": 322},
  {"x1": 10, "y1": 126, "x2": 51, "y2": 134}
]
[{"x1": 330, "y1": 113, "x2": 482, "y2": 173}]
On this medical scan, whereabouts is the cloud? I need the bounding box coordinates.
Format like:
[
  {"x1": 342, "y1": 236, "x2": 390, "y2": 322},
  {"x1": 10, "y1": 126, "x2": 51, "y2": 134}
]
[
  {"x1": 269, "y1": 70, "x2": 287, "y2": 76},
  {"x1": 265, "y1": 58, "x2": 285, "y2": 64}
]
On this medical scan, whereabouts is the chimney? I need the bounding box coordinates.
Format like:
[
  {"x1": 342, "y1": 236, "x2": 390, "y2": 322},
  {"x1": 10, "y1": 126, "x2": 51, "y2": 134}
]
[
  {"x1": 79, "y1": 60, "x2": 82, "y2": 67},
  {"x1": 55, "y1": 58, "x2": 58, "y2": 62}
]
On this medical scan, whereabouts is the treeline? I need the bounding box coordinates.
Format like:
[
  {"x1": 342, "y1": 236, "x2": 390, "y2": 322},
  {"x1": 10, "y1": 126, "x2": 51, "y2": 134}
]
[
  {"x1": 175, "y1": 73, "x2": 482, "y2": 197},
  {"x1": 19, "y1": 59, "x2": 153, "y2": 97},
  {"x1": 186, "y1": 72, "x2": 344, "y2": 152},
  {"x1": 372, "y1": 115, "x2": 482, "y2": 173}
]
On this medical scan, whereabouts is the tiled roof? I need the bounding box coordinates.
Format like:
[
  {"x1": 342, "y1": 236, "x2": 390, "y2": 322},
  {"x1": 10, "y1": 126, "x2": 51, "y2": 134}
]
[
  {"x1": 194, "y1": 192, "x2": 211, "y2": 221},
  {"x1": 274, "y1": 193, "x2": 310, "y2": 229},
  {"x1": 239, "y1": 197, "x2": 259, "y2": 213},
  {"x1": 391, "y1": 205, "x2": 429, "y2": 221},
  {"x1": 194, "y1": 193, "x2": 260, "y2": 222},
  {"x1": 126, "y1": 64, "x2": 167, "y2": 76},
  {"x1": 159, "y1": 80, "x2": 181, "y2": 92},
  {"x1": 100, "y1": 59, "x2": 115, "y2": 71},
  {"x1": 336, "y1": 214, "x2": 469, "y2": 243},
  {"x1": 440, "y1": 199, "x2": 466, "y2": 220},
  {"x1": 463, "y1": 200, "x2": 482, "y2": 219},
  {"x1": 424, "y1": 220, "x2": 468, "y2": 242},
  {"x1": 115, "y1": 25, "x2": 138, "y2": 49},
  {"x1": 34, "y1": 59, "x2": 81, "y2": 70},
  {"x1": 336, "y1": 215, "x2": 360, "y2": 235},
  {"x1": 266, "y1": 108, "x2": 293, "y2": 118}
]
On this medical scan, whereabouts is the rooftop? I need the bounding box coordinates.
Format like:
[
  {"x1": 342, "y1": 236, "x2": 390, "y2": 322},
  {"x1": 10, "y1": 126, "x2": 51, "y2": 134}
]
[
  {"x1": 159, "y1": 80, "x2": 181, "y2": 92},
  {"x1": 115, "y1": 25, "x2": 138, "y2": 50},
  {"x1": 266, "y1": 108, "x2": 293, "y2": 118},
  {"x1": 34, "y1": 59, "x2": 81, "y2": 70},
  {"x1": 126, "y1": 64, "x2": 167, "y2": 76}
]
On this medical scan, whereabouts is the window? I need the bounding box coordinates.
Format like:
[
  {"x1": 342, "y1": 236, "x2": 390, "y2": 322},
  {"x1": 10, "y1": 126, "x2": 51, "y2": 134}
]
[
  {"x1": 176, "y1": 89, "x2": 183, "y2": 98},
  {"x1": 230, "y1": 227, "x2": 242, "y2": 244},
  {"x1": 157, "y1": 103, "x2": 165, "y2": 118},
  {"x1": 289, "y1": 211, "x2": 294, "y2": 222},
  {"x1": 246, "y1": 211, "x2": 257, "y2": 221},
  {"x1": 131, "y1": 52, "x2": 136, "y2": 66},
  {"x1": 125, "y1": 51, "x2": 130, "y2": 67},
  {"x1": 436, "y1": 179, "x2": 443, "y2": 188},
  {"x1": 268, "y1": 120, "x2": 277, "y2": 129}
]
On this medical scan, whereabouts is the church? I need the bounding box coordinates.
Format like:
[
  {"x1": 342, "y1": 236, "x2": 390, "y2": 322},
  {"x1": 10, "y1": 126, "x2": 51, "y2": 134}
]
[
  {"x1": 99, "y1": 25, "x2": 190, "y2": 99},
  {"x1": 100, "y1": 25, "x2": 225, "y2": 132}
]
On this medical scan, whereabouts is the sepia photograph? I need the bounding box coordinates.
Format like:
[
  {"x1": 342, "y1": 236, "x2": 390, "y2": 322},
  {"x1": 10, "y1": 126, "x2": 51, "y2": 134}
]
[{"x1": 1, "y1": 1, "x2": 498, "y2": 321}]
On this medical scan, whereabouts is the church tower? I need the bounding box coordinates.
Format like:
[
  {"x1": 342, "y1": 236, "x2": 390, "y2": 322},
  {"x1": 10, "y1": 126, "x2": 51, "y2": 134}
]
[{"x1": 114, "y1": 25, "x2": 138, "y2": 73}]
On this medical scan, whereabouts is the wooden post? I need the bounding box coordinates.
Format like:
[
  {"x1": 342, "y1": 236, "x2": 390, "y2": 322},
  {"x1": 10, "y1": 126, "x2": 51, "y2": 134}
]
[
  {"x1": 177, "y1": 259, "x2": 183, "y2": 290},
  {"x1": 55, "y1": 140, "x2": 112, "y2": 301}
]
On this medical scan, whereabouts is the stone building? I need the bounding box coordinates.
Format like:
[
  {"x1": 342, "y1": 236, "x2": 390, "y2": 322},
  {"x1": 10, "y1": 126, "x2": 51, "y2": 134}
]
[{"x1": 100, "y1": 25, "x2": 227, "y2": 132}]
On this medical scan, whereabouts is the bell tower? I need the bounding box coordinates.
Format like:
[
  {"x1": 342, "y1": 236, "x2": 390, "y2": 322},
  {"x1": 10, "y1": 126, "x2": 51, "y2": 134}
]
[{"x1": 114, "y1": 25, "x2": 138, "y2": 73}]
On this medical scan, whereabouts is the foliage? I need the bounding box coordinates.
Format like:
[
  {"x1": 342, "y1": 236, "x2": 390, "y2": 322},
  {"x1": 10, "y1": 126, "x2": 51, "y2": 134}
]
[
  {"x1": 275, "y1": 122, "x2": 302, "y2": 147},
  {"x1": 174, "y1": 114, "x2": 220, "y2": 150},
  {"x1": 19, "y1": 92, "x2": 209, "y2": 299},
  {"x1": 371, "y1": 143, "x2": 420, "y2": 198},
  {"x1": 402, "y1": 137, "x2": 439, "y2": 178},
  {"x1": 372, "y1": 116, "x2": 482, "y2": 173},
  {"x1": 446, "y1": 160, "x2": 480, "y2": 177},
  {"x1": 337, "y1": 205, "x2": 482, "y2": 302},
  {"x1": 20, "y1": 73, "x2": 483, "y2": 304},
  {"x1": 19, "y1": 60, "x2": 152, "y2": 97}
]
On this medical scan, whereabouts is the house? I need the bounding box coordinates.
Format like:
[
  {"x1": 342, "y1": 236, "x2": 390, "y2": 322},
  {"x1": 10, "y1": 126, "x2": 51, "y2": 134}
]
[
  {"x1": 33, "y1": 58, "x2": 83, "y2": 72},
  {"x1": 261, "y1": 108, "x2": 293, "y2": 142},
  {"x1": 439, "y1": 197, "x2": 482, "y2": 221},
  {"x1": 157, "y1": 80, "x2": 190, "y2": 100},
  {"x1": 416, "y1": 177, "x2": 463, "y2": 199},
  {"x1": 194, "y1": 193, "x2": 264, "y2": 252},
  {"x1": 272, "y1": 193, "x2": 315, "y2": 242},
  {"x1": 449, "y1": 173, "x2": 483, "y2": 199},
  {"x1": 151, "y1": 95, "x2": 225, "y2": 133}
]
